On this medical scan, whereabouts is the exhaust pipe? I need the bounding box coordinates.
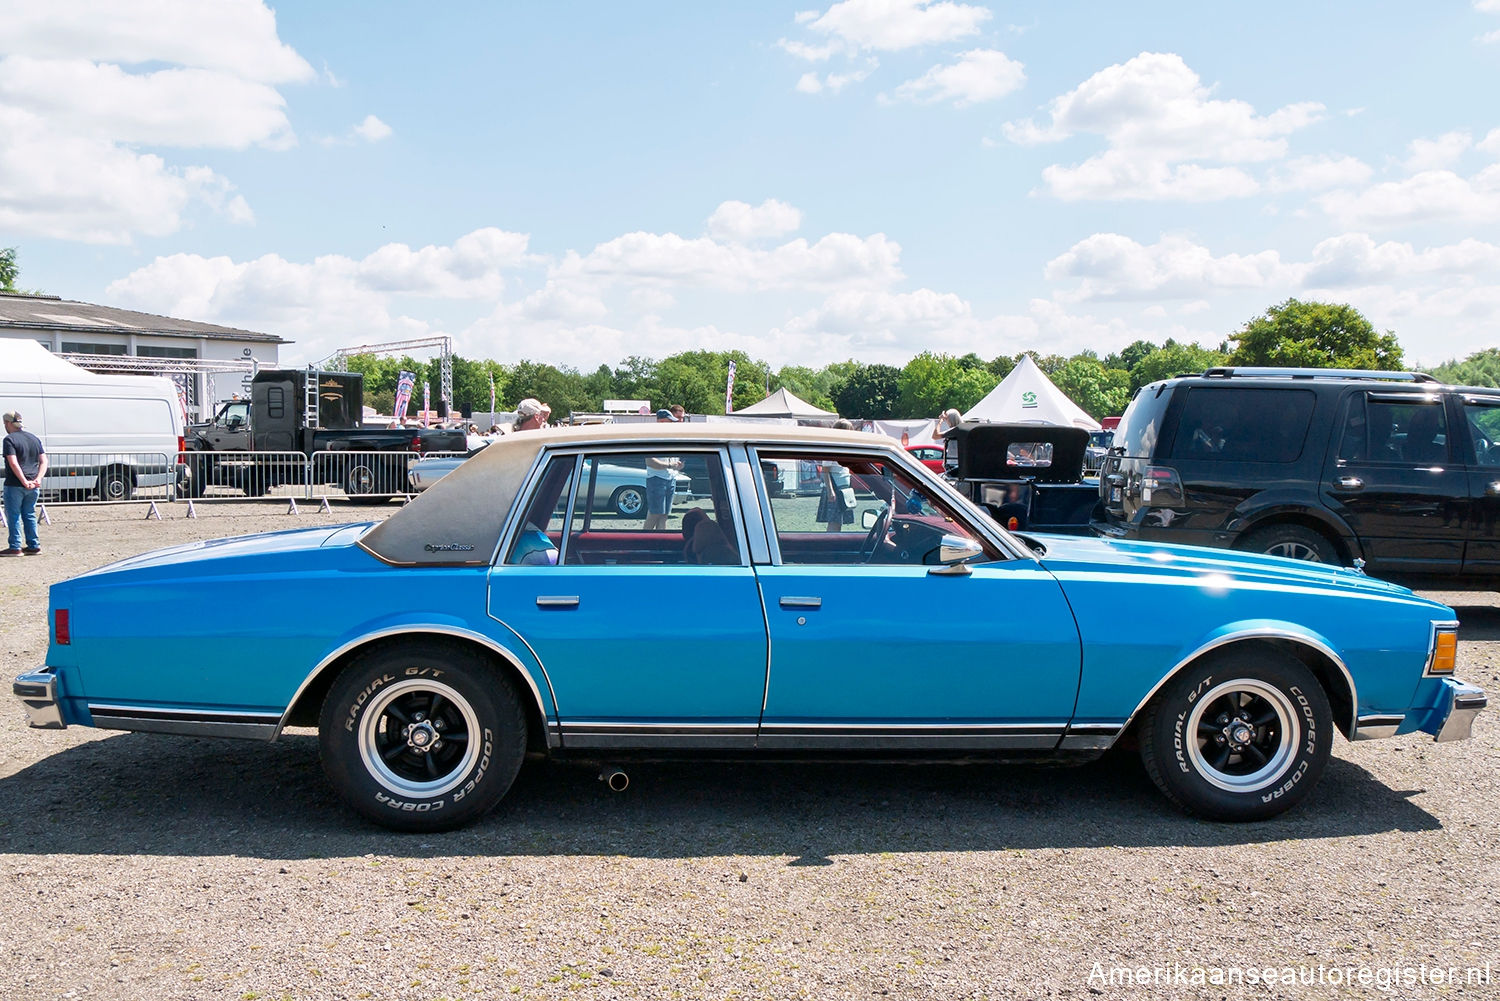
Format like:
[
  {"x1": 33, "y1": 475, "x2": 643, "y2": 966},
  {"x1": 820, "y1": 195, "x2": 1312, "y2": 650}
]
[{"x1": 599, "y1": 766, "x2": 629, "y2": 792}]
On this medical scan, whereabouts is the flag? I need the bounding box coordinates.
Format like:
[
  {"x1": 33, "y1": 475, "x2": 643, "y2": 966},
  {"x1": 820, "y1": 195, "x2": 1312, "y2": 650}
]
[
  {"x1": 393, "y1": 370, "x2": 415, "y2": 422},
  {"x1": 724, "y1": 360, "x2": 736, "y2": 414},
  {"x1": 422, "y1": 382, "x2": 431, "y2": 427},
  {"x1": 489, "y1": 369, "x2": 496, "y2": 416}
]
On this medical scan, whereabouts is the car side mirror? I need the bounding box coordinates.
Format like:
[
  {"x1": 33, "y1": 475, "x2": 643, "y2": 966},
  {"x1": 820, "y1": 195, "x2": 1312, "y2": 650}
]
[
  {"x1": 938, "y1": 534, "x2": 983, "y2": 565},
  {"x1": 861, "y1": 508, "x2": 880, "y2": 530}
]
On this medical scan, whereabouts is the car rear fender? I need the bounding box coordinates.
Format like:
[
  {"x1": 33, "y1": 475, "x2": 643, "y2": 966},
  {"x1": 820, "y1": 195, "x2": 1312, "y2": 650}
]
[
  {"x1": 276, "y1": 624, "x2": 557, "y2": 754},
  {"x1": 1117, "y1": 624, "x2": 1358, "y2": 742}
]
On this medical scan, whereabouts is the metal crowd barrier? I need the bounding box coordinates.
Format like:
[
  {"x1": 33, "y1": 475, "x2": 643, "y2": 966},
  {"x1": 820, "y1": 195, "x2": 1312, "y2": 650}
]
[{"x1": 34, "y1": 451, "x2": 177, "y2": 505}]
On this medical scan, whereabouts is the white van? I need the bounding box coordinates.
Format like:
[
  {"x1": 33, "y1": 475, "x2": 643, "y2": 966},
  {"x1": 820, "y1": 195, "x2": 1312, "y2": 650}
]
[{"x1": 1, "y1": 341, "x2": 185, "y2": 501}]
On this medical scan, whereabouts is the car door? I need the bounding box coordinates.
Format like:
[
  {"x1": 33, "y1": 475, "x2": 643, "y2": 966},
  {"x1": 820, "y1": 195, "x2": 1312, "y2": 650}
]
[
  {"x1": 1459, "y1": 394, "x2": 1500, "y2": 575},
  {"x1": 486, "y1": 449, "x2": 768, "y2": 749},
  {"x1": 1323, "y1": 392, "x2": 1468, "y2": 577},
  {"x1": 749, "y1": 447, "x2": 1083, "y2": 751}
]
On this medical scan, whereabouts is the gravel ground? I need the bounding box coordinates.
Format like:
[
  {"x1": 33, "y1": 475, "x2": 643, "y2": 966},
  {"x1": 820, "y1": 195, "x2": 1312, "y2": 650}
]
[{"x1": 1, "y1": 502, "x2": 1498, "y2": 1000}]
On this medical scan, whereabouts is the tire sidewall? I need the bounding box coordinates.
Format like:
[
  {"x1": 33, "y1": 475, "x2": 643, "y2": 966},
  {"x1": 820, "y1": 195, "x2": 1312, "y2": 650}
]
[
  {"x1": 319, "y1": 646, "x2": 526, "y2": 831},
  {"x1": 1144, "y1": 649, "x2": 1331, "y2": 821},
  {"x1": 1242, "y1": 524, "x2": 1337, "y2": 564}
]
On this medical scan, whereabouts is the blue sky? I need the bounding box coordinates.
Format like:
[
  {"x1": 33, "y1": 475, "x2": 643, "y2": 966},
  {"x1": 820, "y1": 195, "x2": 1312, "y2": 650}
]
[{"x1": 3, "y1": 1, "x2": 1499, "y2": 370}]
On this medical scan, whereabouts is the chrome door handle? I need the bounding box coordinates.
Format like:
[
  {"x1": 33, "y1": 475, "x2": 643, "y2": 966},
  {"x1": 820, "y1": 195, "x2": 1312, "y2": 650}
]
[
  {"x1": 535, "y1": 596, "x2": 579, "y2": 608},
  {"x1": 1335, "y1": 476, "x2": 1364, "y2": 490},
  {"x1": 779, "y1": 596, "x2": 822, "y2": 609}
]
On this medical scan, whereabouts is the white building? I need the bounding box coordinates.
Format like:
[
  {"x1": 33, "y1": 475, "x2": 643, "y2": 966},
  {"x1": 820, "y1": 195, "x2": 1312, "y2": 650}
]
[{"x1": 0, "y1": 291, "x2": 285, "y2": 419}]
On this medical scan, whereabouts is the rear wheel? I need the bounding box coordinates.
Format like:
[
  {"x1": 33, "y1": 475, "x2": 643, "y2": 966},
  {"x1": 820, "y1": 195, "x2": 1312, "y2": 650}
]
[
  {"x1": 97, "y1": 466, "x2": 132, "y2": 501},
  {"x1": 612, "y1": 485, "x2": 645, "y2": 517},
  {"x1": 318, "y1": 642, "x2": 528, "y2": 831},
  {"x1": 1239, "y1": 524, "x2": 1337, "y2": 564},
  {"x1": 1139, "y1": 647, "x2": 1331, "y2": 821}
]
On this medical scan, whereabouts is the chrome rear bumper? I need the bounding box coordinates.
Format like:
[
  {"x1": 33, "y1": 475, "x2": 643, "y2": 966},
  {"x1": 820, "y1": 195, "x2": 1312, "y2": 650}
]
[
  {"x1": 13, "y1": 668, "x2": 65, "y2": 729},
  {"x1": 13, "y1": 669, "x2": 65, "y2": 732}
]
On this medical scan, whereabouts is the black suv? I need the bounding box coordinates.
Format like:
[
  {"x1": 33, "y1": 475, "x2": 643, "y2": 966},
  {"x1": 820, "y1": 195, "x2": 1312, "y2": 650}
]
[{"x1": 1094, "y1": 367, "x2": 1500, "y2": 589}]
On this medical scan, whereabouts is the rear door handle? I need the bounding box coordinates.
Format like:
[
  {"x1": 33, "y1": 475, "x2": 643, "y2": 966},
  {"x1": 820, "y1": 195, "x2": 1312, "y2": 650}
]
[
  {"x1": 779, "y1": 596, "x2": 822, "y2": 609},
  {"x1": 1334, "y1": 476, "x2": 1364, "y2": 490},
  {"x1": 535, "y1": 596, "x2": 579, "y2": 609}
]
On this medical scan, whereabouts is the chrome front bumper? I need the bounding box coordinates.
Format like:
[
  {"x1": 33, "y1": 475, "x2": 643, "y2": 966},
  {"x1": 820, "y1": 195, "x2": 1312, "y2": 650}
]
[
  {"x1": 13, "y1": 668, "x2": 65, "y2": 729},
  {"x1": 1434, "y1": 679, "x2": 1487, "y2": 743}
]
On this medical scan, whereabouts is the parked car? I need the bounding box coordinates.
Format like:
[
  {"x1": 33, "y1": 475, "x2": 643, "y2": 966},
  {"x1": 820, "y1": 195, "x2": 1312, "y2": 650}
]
[
  {"x1": 1095, "y1": 366, "x2": 1500, "y2": 589},
  {"x1": 1083, "y1": 429, "x2": 1113, "y2": 474},
  {"x1": 14, "y1": 423, "x2": 1483, "y2": 832},
  {"x1": 943, "y1": 422, "x2": 1099, "y2": 533},
  {"x1": 905, "y1": 443, "x2": 946, "y2": 473},
  {"x1": 409, "y1": 451, "x2": 692, "y2": 515}
]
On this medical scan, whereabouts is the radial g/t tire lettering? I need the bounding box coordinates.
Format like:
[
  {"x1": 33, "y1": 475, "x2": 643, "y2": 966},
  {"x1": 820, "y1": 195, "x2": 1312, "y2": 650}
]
[
  {"x1": 318, "y1": 641, "x2": 527, "y2": 832},
  {"x1": 1138, "y1": 646, "x2": 1332, "y2": 822}
]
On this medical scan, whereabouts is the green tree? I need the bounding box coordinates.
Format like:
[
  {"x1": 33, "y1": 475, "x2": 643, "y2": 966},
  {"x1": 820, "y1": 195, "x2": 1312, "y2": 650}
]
[
  {"x1": 0, "y1": 247, "x2": 17, "y2": 293},
  {"x1": 1129, "y1": 340, "x2": 1229, "y2": 390},
  {"x1": 897, "y1": 352, "x2": 993, "y2": 417},
  {"x1": 1051, "y1": 357, "x2": 1133, "y2": 420},
  {"x1": 507, "y1": 360, "x2": 591, "y2": 417},
  {"x1": 1229, "y1": 299, "x2": 1403, "y2": 370},
  {"x1": 1103, "y1": 338, "x2": 1157, "y2": 372},
  {"x1": 1430, "y1": 348, "x2": 1500, "y2": 387},
  {"x1": 832, "y1": 363, "x2": 902, "y2": 419}
]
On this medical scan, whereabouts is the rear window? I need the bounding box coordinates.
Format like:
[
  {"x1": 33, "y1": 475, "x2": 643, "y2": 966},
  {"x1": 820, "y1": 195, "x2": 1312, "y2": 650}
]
[
  {"x1": 1114, "y1": 384, "x2": 1174, "y2": 458},
  {"x1": 1168, "y1": 387, "x2": 1315, "y2": 463}
]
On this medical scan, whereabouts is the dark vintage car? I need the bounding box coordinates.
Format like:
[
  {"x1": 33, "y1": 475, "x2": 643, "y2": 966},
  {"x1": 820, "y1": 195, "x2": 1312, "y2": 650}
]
[
  {"x1": 942, "y1": 422, "x2": 1100, "y2": 533},
  {"x1": 14, "y1": 424, "x2": 1483, "y2": 832}
]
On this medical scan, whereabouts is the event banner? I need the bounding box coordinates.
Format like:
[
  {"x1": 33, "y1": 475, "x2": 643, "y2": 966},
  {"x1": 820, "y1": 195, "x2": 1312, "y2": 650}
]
[
  {"x1": 393, "y1": 370, "x2": 416, "y2": 423},
  {"x1": 724, "y1": 360, "x2": 736, "y2": 414}
]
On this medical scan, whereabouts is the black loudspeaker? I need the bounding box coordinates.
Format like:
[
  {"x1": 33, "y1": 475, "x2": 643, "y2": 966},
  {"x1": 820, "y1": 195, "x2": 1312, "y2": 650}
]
[{"x1": 437, "y1": 398, "x2": 449, "y2": 418}]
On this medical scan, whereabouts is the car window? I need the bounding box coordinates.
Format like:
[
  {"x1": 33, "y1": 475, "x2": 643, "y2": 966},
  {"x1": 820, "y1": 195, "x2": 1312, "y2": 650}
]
[
  {"x1": 1168, "y1": 387, "x2": 1315, "y2": 463},
  {"x1": 1464, "y1": 401, "x2": 1500, "y2": 467},
  {"x1": 758, "y1": 450, "x2": 998, "y2": 566},
  {"x1": 1115, "y1": 384, "x2": 1173, "y2": 458},
  {"x1": 1340, "y1": 396, "x2": 1450, "y2": 465}
]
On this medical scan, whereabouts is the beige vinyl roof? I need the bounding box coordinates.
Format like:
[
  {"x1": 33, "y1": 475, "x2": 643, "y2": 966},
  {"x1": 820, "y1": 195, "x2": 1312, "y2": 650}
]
[{"x1": 358, "y1": 423, "x2": 898, "y2": 566}]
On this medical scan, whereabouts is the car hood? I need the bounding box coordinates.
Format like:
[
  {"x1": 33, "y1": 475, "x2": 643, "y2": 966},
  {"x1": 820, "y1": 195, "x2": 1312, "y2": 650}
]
[
  {"x1": 1030, "y1": 532, "x2": 1425, "y2": 600},
  {"x1": 78, "y1": 523, "x2": 376, "y2": 579}
]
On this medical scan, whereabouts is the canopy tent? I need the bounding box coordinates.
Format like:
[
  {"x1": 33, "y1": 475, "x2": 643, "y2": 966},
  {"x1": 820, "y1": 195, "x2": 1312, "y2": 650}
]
[
  {"x1": 870, "y1": 418, "x2": 938, "y2": 445},
  {"x1": 962, "y1": 354, "x2": 1100, "y2": 430},
  {"x1": 1, "y1": 338, "x2": 98, "y2": 378},
  {"x1": 730, "y1": 387, "x2": 839, "y2": 420}
]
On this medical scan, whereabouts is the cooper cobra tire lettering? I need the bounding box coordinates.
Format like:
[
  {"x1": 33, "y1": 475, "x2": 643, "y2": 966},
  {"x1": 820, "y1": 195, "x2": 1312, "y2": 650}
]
[
  {"x1": 1138, "y1": 649, "x2": 1331, "y2": 822},
  {"x1": 319, "y1": 644, "x2": 527, "y2": 832}
]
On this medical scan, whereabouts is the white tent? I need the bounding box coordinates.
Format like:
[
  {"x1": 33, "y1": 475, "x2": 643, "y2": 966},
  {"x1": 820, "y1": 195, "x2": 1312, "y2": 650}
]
[
  {"x1": 870, "y1": 418, "x2": 938, "y2": 445},
  {"x1": 730, "y1": 387, "x2": 839, "y2": 419},
  {"x1": 962, "y1": 354, "x2": 1100, "y2": 430},
  {"x1": 0, "y1": 339, "x2": 98, "y2": 378}
]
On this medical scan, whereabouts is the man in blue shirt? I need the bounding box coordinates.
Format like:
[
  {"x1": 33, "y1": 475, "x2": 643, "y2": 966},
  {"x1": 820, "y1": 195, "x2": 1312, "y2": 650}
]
[{"x1": 3, "y1": 411, "x2": 47, "y2": 556}]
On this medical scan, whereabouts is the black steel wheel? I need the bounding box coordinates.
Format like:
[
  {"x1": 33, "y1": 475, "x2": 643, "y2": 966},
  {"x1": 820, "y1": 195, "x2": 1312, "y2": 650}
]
[
  {"x1": 319, "y1": 642, "x2": 527, "y2": 831},
  {"x1": 97, "y1": 465, "x2": 133, "y2": 501},
  {"x1": 1139, "y1": 646, "x2": 1332, "y2": 821}
]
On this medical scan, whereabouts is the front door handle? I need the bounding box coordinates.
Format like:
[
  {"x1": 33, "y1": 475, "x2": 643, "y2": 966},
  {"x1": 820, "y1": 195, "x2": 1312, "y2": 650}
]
[
  {"x1": 779, "y1": 596, "x2": 822, "y2": 609},
  {"x1": 1335, "y1": 476, "x2": 1364, "y2": 490},
  {"x1": 535, "y1": 596, "x2": 579, "y2": 609}
]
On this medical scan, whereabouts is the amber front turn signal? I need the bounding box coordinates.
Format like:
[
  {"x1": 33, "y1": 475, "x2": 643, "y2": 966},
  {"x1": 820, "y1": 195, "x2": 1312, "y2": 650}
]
[{"x1": 1428, "y1": 629, "x2": 1458, "y2": 675}]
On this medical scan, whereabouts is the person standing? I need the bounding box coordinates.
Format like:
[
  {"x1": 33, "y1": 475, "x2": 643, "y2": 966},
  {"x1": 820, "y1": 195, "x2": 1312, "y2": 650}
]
[
  {"x1": 512, "y1": 398, "x2": 551, "y2": 432},
  {"x1": 644, "y1": 408, "x2": 683, "y2": 531},
  {"x1": 3, "y1": 411, "x2": 47, "y2": 556}
]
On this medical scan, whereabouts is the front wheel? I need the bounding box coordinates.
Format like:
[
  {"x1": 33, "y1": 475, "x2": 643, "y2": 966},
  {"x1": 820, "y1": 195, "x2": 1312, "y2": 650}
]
[
  {"x1": 612, "y1": 485, "x2": 645, "y2": 517},
  {"x1": 1138, "y1": 647, "x2": 1331, "y2": 821},
  {"x1": 319, "y1": 642, "x2": 528, "y2": 831}
]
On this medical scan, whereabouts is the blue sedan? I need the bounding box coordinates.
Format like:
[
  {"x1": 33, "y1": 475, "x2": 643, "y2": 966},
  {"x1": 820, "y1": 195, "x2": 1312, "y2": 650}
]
[{"x1": 13, "y1": 424, "x2": 1485, "y2": 831}]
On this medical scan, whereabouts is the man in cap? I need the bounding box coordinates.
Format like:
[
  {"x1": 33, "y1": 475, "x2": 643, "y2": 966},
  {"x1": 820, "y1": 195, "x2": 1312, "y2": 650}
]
[
  {"x1": 644, "y1": 407, "x2": 684, "y2": 531},
  {"x1": 511, "y1": 398, "x2": 551, "y2": 432},
  {"x1": 3, "y1": 411, "x2": 47, "y2": 556}
]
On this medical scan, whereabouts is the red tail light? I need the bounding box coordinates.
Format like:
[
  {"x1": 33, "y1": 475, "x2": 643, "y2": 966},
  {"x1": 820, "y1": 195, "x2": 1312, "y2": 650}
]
[
  {"x1": 177, "y1": 434, "x2": 185, "y2": 454},
  {"x1": 411, "y1": 436, "x2": 423, "y2": 453},
  {"x1": 55, "y1": 609, "x2": 70, "y2": 645}
]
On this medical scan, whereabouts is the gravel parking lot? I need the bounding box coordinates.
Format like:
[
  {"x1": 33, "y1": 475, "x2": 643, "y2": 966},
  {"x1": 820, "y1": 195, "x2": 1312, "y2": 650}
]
[{"x1": 2, "y1": 502, "x2": 1498, "y2": 1000}]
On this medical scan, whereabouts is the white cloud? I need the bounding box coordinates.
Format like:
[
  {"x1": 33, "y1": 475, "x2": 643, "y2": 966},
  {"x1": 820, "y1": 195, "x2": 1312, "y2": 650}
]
[
  {"x1": 1301, "y1": 233, "x2": 1500, "y2": 286},
  {"x1": 1478, "y1": 128, "x2": 1500, "y2": 155},
  {"x1": 887, "y1": 49, "x2": 1025, "y2": 106},
  {"x1": 1266, "y1": 154, "x2": 1373, "y2": 192},
  {"x1": 1041, "y1": 152, "x2": 1261, "y2": 202},
  {"x1": 0, "y1": 1, "x2": 314, "y2": 242},
  {"x1": 1403, "y1": 131, "x2": 1473, "y2": 171},
  {"x1": 801, "y1": 0, "x2": 991, "y2": 52},
  {"x1": 1005, "y1": 52, "x2": 1322, "y2": 201},
  {"x1": 352, "y1": 114, "x2": 392, "y2": 142},
  {"x1": 1317, "y1": 166, "x2": 1500, "y2": 227},
  {"x1": 794, "y1": 65, "x2": 874, "y2": 93},
  {"x1": 1478, "y1": 0, "x2": 1500, "y2": 13},
  {"x1": 707, "y1": 199, "x2": 804, "y2": 242},
  {"x1": 558, "y1": 231, "x2": 903, "y2": 291},
  {"x1": 1044, "y1": 233, "x2": 1293, "y2": 301}
]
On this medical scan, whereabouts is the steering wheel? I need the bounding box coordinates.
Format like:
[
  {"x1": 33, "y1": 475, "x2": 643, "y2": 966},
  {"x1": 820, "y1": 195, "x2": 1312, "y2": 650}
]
[{"x1": 858, "y1": 506, "x2": 891, "y2": 564}]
